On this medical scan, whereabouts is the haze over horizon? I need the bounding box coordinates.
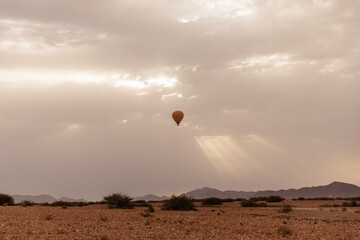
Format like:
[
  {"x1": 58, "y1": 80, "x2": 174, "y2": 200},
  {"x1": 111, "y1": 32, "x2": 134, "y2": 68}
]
[{"x1": 0, "y1": 0, "x2": 359, "y2": 201}]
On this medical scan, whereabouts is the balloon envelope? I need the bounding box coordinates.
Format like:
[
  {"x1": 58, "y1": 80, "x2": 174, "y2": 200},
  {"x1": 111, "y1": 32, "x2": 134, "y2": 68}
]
[{"x1": 172, "y1": 111, "x2": 184, "y2": 126}]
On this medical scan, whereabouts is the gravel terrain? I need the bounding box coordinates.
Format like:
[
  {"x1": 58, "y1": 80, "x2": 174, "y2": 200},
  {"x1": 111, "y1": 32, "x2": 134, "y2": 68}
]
[{"x1": 1, "y1": 201, "x2": 360, "y2": 239}]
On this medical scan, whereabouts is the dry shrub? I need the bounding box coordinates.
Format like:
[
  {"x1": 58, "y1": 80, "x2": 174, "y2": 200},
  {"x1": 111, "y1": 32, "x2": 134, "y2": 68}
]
[
  {"x1": 103, "y1": 193, "x2": 133, "y2": 209},
  {"x1": 279, "y1": 204, "x2": 292, "y2": 213},
  {"x1": 162, "y1": 195, "x2": 196, "y2": 211},
  {"x1": 0, "y1": 193, "x2": 14, "y2": 206},
  {"x1": 147, "y1": 204, "x2": 155, "y2": 212}
]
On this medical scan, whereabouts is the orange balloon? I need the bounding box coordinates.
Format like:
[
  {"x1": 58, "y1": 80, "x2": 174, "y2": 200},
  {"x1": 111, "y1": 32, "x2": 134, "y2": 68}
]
[{"x1": 172, "y1": 111, "x2": 184, "y2": 126}]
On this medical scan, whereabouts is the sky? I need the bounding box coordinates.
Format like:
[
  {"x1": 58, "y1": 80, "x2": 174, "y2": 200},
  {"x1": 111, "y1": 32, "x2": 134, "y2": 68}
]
[{"x1": 0, "y1": 0, "x2": 359, "y2": 200}]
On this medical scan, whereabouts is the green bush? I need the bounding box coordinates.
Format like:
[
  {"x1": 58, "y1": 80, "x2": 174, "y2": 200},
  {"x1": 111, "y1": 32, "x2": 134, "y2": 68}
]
[
  {"x1": 51, "y1": 201, "x2": 88, "y2": 207},
  {"x1": 0, "y1": 193, "x2": 14, "y2": 205},
  {"x1": 162, "y1": 195, "x2": 196, "y2": 211},
  {"x1": 236, "y1": 198, "x2": 246, "y2": 202},
  {"x1": 240, "y1": 200, "x2": 258, "y2": 207},
  {"x1": 308, "y1": 197, "x2": 334, "y2": 201},
  {"x1": 201, "y1": 197, "x2": 223, "y2": 206},
  {"x1": 249, "y1": 196, "x2": 284, "y2": 202},
  {"x1": 266, "y1": 196, "x2": 285, "y2": 202},
  {"x1": 104, "y1": 193, "x2": 133, "y2": 209}
]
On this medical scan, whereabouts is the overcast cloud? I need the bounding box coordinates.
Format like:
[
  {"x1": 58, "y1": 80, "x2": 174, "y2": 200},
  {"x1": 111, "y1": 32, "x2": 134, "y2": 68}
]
[{"x1": 0, "y1": 0, "x2": 359, "y2": 200}]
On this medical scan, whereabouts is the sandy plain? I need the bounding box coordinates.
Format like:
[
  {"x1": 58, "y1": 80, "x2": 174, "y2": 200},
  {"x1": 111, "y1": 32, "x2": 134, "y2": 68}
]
[{"x1": 1, "y1": 200, "x2": 360, "y2": 239}]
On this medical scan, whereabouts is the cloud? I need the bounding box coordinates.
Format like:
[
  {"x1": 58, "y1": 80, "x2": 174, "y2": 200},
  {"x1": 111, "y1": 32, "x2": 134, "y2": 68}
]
[{"x1": 0, "y1": 0, "x2": 359, "y2": 199}]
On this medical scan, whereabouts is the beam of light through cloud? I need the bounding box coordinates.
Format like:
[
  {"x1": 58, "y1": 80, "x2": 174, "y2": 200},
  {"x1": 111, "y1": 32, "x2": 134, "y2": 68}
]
[
  {"x1": 195, "y1": 134, "x2": 288, "y2": 177},
  {"x1": 195, "y1": 135, "x2": 246, "y2": 176}
]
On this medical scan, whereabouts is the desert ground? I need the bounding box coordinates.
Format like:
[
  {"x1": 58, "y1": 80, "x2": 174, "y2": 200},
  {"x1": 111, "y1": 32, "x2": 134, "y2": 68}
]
[{"x1": 1, "y1": 200, "x2": 360, "y2": 239}]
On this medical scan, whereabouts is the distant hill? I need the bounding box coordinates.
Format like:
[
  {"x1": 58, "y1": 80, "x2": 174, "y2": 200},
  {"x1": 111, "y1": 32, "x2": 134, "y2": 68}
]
[
  {"x1": 12, "y1": 195, "x2": 87, "y2": 204},
  {"x1": 185, "y1": 187, "x2": 255, "y2": 199},
  {"x1": 252, "y1": 181, "x2": 360, "y2": 199},
  {"x1": 13, "y1": 194, "x2": 57, "y2": 204},
  {"x1": 185, "y1": 182, "x2": 360, "y2": 199},
  {"x1": 133, "y1": 194, "x2": 168, "y2": 202},
  {"x1": 11, "y1": 181, "x2": 360, "y2": 203}
]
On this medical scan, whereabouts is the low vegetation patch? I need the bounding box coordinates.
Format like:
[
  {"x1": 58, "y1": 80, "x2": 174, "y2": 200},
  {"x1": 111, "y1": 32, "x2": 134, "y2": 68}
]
[
  {"x1": 342, "y1": 201, "x2": 358, "y2": 207},
  {"x1": 249, "y1": 196, "x2": 284, "y2": 203},
  {"x1": 51, "y1": 201, "x2": 88, "y2": 207},
  {"x1": 104, "y1": 193, "x2": 134, "y2": 209},
  {"x1": 266, "y1": 196, "x2": 285, "y2": 202},
  {"x1": 277, "y1": 225, "x2": 293, "y2": 236},
  {"x1": 240, "y1": 200, "x2": 267, "y2": 207},
  {"x1": 132, "y1": 200, "x2": 148, "y2": 207},
  {"x1": 162, "y1": 195, "x2": 196, "y2": 211},
  {"x1": 20, "y1": 200, "x2": 35, "y2": 207},
  {"x1": 320, "y1": 201, "x2": 359, "y2": 208},
  {"x1": 201, "y1": 197, "x2": 223, "y2": 206}
]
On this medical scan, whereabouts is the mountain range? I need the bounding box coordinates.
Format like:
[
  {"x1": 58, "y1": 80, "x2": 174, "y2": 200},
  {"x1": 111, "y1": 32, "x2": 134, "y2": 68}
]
[
  {"x1": 11, "y1": 181, "x2": 360, "y2": 203},
  {"x1": 184, "y1": 182, "x2": 360, "y2": 199},
  {"x1": 134, "y1": 181, "x2": 360, "y2": 201},
  {"x1": 12, "y1": 194, "x2": 86, "y2": 204}
]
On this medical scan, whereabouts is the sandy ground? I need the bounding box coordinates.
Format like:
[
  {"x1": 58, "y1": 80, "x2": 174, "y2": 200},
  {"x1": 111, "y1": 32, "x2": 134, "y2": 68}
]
[{"x1": 1, "y1": 200, "x2": 360, "y2": 239}]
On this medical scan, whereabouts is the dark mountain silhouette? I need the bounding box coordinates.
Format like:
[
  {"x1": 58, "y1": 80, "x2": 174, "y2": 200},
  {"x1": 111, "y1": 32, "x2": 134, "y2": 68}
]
[
  {"x1": 12, "y1": 195, "x2": 87, "y2": 204},
  {"x1": 185, "y1": 187, "x2": 255, "y2": 199},
  {"x1": 185, "y1": 182, "x2": 360, "y2": 199},
  {"x1": 252, "y1": 182, "x2": 360, "y2": 199},
  {"x1": 133, "y1": 194, "x2": 168, "y2": 202}
]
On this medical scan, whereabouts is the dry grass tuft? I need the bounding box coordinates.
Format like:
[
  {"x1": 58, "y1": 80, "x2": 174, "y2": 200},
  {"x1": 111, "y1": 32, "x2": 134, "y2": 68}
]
[
  {"x1": 99, "y1": 215, "x2": 109, "y2": 222},
  {"x1": 99, "y1": 234, "x2": 110, "y2": 240},
  {"x1": 279, "y1": 204, "x2": 293, "y2": 213},
  {"x1": 277, "y1": 225, "x2": 293, "y2": 235},
  {"x1": 141, "y1": 212, "x2": 152, "y2": 217}
]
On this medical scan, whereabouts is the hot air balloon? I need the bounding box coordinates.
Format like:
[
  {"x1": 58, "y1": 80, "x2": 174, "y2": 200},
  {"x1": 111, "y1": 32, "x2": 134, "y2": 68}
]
[{"x1": 172, "y1": 111, "x2": 184, "y2": 126}]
